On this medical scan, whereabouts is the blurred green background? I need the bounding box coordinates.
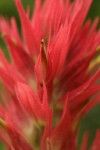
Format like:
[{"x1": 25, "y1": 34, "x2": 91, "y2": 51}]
[{"x1": 0, "y1": 0, "x2": 100, "y2": 149}]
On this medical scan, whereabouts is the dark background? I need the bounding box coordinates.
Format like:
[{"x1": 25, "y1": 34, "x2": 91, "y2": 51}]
[{"x1": 0, "y1": 0, "x2": 100, "y2": 149}]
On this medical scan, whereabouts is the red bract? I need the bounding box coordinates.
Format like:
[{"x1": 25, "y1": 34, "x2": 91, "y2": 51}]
[{"x1": 0, "y1": 0, "x2": 100, "y2": 150}]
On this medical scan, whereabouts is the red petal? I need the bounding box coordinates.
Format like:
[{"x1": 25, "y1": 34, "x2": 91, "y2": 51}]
[
  {"x1": 51, "y1": 95, "x2": 76, "y2": 150},
  {"x1": 15, "y1": 82, "x2": 45, "y2": 121},
  {"x1": 15, "y1": 0, "x2": 39, "y2": 55}
]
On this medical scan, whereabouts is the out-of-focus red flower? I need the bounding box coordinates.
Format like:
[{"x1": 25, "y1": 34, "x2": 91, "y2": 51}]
[{"x1": 0, "y1": 0, "x2": 100, "y2": 149}]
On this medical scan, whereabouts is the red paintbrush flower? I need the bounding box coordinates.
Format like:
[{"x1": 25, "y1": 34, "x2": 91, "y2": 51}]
[{"x1": 0, "y1": 0, "x2": 100, "y2": 149}]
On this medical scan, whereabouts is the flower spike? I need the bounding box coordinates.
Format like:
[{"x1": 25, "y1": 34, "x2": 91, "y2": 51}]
[{"x1": 0, "y1": 0, "x2": 100, "y2": 149}]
